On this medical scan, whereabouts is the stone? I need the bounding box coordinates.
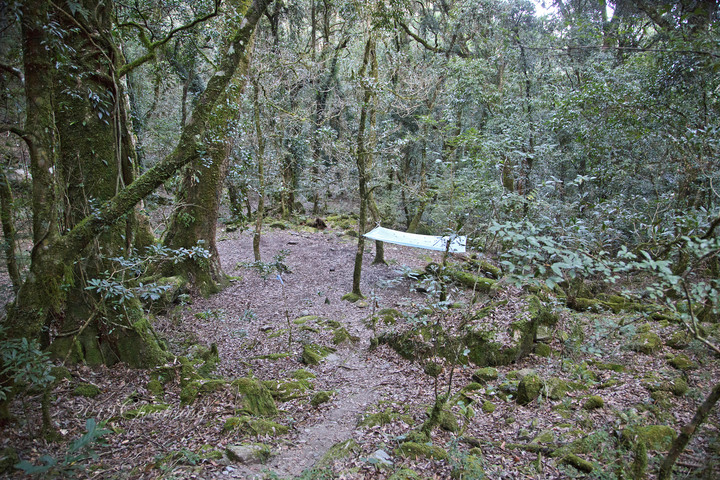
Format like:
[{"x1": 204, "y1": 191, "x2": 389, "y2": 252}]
[
  {"x1": 516, "y1": 374, "x2": 543, "y2": 405},
  {"x1": 395, "y1": 442, "x2": 449, "y2": 460},
  {"x1": 225, "y1": 444, "x2": 271, "y2": 465},
  {"x1": 582, "y1": 396, "x2": 604, "y2": 410},
  {"x1": 471, "y1": 367, "x2": 499, "y2": 383},
  {"x1": 482, "y1": 401, "x2": 496, "y2": 414},
  {"x1": 622, "y1": 425, "x2": 676, "y2": 451},
  {"x1": 73, "y1": 382, "x2": 101, "y2": 398},
  {"x1": 630, "y1": 331, "x2": 663, "y2": 354},
  {"x1": 668, "y1": 354, "x2": 697, "y2": 371},
  {"x1": 310, "y1": 391, "x2": 333, "y2": 407}
]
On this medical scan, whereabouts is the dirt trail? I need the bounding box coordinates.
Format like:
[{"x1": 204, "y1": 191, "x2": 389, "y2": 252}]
[{"x1": 196, "y1": 228, "x2": 433, "y2": 478}]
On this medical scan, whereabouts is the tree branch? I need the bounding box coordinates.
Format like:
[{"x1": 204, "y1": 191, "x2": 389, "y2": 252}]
[
  {"x1": 397, "y1": 20, "x2": 470, "y2": 58},
  {"x1": 0, "y1": 125, "x2": 32, "y2": 146},
  {"x1": 0, "y1": 63, "x2": 24, "y2": 83},
  {"x1": 117, "y1": 0, "x2": 222, "y2": 78}
]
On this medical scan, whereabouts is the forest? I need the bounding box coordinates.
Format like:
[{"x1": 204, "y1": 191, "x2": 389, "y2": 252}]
[{"x1": 0, "y1": 0, "x2": 719, "y2": 478}]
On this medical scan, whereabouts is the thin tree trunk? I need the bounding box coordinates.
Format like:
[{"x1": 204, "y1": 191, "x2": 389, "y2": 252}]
[
  {"x1": 351, "y1": 37, "x2": 376, "y2": 296},
  {"x1": 0, "y1": 167, "x2": 21, "y2": 291},
  {"x1": 659, "y1": 381, "x2": 720, "y2": 479},
  {"x1": 252, "y1": 77, "x2": 266, "y2": 262}
]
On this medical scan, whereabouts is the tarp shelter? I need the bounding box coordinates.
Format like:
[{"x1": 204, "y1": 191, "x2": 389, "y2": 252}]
[{"x1": 363, "y1": 226, "x2": 466, "y2": 253}]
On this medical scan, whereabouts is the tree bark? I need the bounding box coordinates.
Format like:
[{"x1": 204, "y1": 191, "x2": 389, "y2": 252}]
[
  {"x1": 351, "y1": 36, "x2": 376, "y2": 296},
  {"x1": 8, "y1": 0, "x2": 273, "y2": 348}
]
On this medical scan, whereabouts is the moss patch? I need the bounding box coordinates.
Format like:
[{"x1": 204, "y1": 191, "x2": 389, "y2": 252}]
[
  {"x1": 668, "y1": 353, "x2": 697, "y2": 371},
  {"x1": 301, "y1": 344, "x2": 335, "y2": 365},
  {"x1": 582, "y1": 396, "x2": 604, "y2": 410},
  {"x1": 310, "y1": 390, "x2": 334, "y2": 407},
  {"x1": 471, "y1": 367, "x2": 499, "y2": 383},
  {"x1": 341, "y1": 292, "x2": 363, "y2": 303},
  {"x1": 516, "y1": 374, "x2": 543, "y2": 405},
  {"x1": 73, "y1": 383, "x2": 101, "y2": 398},
  {"x1": 231, "y1": 378, "x2": 278, "y2": 416},
  {"x1": 629, "y1": 330, "x2": 663, "y2": 354},
  {"x1": 622, "y1": 425, "x2": 677, "y2": 451},
  {"x1": 223, "y1": 416, "x2": 288, "y2": 437},
  {"x1": 395, "y1": 441, "x2": 449, "y2": 461}
]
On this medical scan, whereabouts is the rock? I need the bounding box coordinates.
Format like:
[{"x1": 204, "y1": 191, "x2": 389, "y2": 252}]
[
  {"x1": 544, "y1": 377, "x2": 572, "y2": 400},
  {"x1": 482, "y1": 401, "x2": 496, "y2": 414},
  {"x1": 534, "y1": 343, "x2": 552, "y2": 357},
  {"x1": 225, "y1": 444, "x2": 271, "y2": 465},
  {"x1": 531, "y1": 429, "x2": 556, "y2": 444},
  {"x1": 629, "y1": 331, "x2": 663, "y2": 354},
  {"x1": 388, "y1": 468, "x2": 421, "y2": 480},
  {"x1": 310, "y1": 391, "x2": 333, "y2": 407},
  {"x1": 582, "y1": 395, "x2": 604, "y2": 410},
  {"x1": 301, "y1": 344, "x2": 335, "y2": 365},
  {"x1": 668, "y1": 354, "x2": 697, "y2": 371},
  {"x1": 73, "y1": 382, "x2": 101, "y2": 398},
  {"x1": 223, "y1": 416, "x2": 288, "y2": 436},
  {"x1": 367, "y1": 449, "x2": 393, "y2": 467},
  {"x1": 622, "y1": 425, "x2": 677, "y2": 451},
  {"x1": 231, "y1": 378, "x2": 278, "y2": 416},
  {"x1": 666, "y1": 331, "x2": 690, "y2": 350},
  {"x1": 516, "y1": 373, "x2": 543, "y2": 405},
  {"x1": 536, "y1": 325, "x2": 553, "y2": 342},
  {"x1": 471, "y1": 367, "x2": 499, "y2": 383},
  {"x1": 438, "y1": 409, "x2": 459, "y2": 433},
  {"x1": 395, "y1": 441, "x2": 449, "y2": 460}
]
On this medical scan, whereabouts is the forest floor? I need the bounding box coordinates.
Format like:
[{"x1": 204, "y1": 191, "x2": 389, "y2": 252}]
[{"x1": 2, "y1": 220, "x2": 720, "y2": 479}]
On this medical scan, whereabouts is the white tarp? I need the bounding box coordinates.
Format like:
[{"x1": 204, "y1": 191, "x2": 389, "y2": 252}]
[{"x1": 363, "y1": 226, "x2": 466, "y2": 253}]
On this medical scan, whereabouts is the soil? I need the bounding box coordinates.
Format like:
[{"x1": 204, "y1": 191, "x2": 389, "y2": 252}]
[{"x1": 2, "y1": 224, "x2": 720, "y2": 479}]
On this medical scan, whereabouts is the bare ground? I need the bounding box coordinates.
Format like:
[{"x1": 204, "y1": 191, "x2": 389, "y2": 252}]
[{"x1": 2, "y1": 224, "x2": 720, "y2": 479}]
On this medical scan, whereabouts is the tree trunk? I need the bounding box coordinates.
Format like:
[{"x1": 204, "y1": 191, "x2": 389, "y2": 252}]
[
  {"x1": 252, "y1": 77, "x2": 266, "y2": 262},
  {"x1": 351, "y1": 37, "x2": 376, "y2": 296},
  {"x1": 7, "y1": 0, "x2": 273, "y2": 356},
  {"x1": 0, "y1": 166, "x2": 21, "y2": 291}
]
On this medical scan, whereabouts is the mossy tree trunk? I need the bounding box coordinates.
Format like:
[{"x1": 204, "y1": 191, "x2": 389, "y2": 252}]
[
  {"x1": 6, "y1": 0, "x2": 273, "y2": 358},
  {"x1": 351, "y1": 36, "x2": 377, "y2": 296},
  {"x1": 251, "y1": 76, "x2": 266, "y2": 262}
]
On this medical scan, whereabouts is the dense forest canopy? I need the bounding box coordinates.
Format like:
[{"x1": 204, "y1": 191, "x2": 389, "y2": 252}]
[{"x1": 1, "y1": 0, "x2": 719, "y2": 478}]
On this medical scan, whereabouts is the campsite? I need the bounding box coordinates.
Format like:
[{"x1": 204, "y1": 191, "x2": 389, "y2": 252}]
[{"x1": 1, "y1": 0, "x2": 719, "y2": 479}]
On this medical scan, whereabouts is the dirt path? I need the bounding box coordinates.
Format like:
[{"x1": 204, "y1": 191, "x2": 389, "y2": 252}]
[{"x1": 181, "y1": 227, "x2": 437, "y2": 478}]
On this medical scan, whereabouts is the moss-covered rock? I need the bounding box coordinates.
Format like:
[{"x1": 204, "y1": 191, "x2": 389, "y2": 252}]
[
  {"x1": 291, "y1": 368, "x2": 316, "y2": 380},
  {"x1": 438, "y1": 409, "x2": 459, "y2": 433},
  {"x1": 528, "y1": 295, "x2": 558, "y2": 326},
  {"x1": 310, "y1": 391, "x2": 334, "y2": 407},
  {"x1": 482, "y1": 401, "x2": 496, "y2": 414},
  {"x1": 582, "y1": 396, "x2": 604, "y2": 410},
  {"x1": 543, "y1": 377, "x2": 572, "y2": 401},
  {"x1": 534, "y1": 343, "x2": 552, "y2": 357},
  {"x1": 591, "y1": 361, "x2": 627, "y2": 373},
  {"x1": 223, "y1": 416, "x2": 288, "y2": 437},
  {"x1": 532, "y1": 429, "x2": 556, "y2": 444},
  {"x1": 395, "y1": 441, "x2": 449, "y2": 461},
  {"x1": 666, "y1": 330, "x2": 691, "y2": 350},
  {"x1": 263, "y1": 379, "x2": 313, "y2": 402},
  {"x1": 622, "y1": 425, "x2": 676, "y2": 451},
  {"x1": 388, "y1": 468, "x2": 422, "y2": 480},
  {"x1": 73, "y1": 382, "x2": 101, "y2": 398},
  {"x1": 516, "y1": 374, "x2": 543, "y2": 405},
  {"x1": 668, "y1": 353, "x2": 697, "y2": 371},
  {"x1": 231, "y1": 378, "x2": 278, "y2": 416},
  {"x1": 147, "y1": 379, "x2": 164, "y2": 397},
  {"x1": 471, "y1": 367, "x2": 499, "y2": 383},
  {"x1": 315, "y1": 439, "x2": 360, "y2": 470},
  {"x1": 301, "y1": 343, "x2": 335, "y2": 365},
  {"x1": 332, "y1": 326, "x2": 360, "y2": 345},
  {"x1": 629, "y1": 331, "x2": 663, "y2": 354},
  {"x1": 225, "y1": 443, "x2": 271, "y2": 465}
]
